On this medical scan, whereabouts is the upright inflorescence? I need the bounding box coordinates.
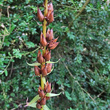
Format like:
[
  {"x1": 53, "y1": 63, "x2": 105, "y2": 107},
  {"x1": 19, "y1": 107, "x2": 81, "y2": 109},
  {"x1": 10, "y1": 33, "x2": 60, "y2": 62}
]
[{"x1": 35, "y1": 1, "x2": 59, "y2": 109}]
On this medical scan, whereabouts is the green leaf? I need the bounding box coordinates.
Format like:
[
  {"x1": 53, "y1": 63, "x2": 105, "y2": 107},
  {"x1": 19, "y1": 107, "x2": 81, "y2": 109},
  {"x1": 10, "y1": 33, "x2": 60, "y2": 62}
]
[
  {"x1": 46, "y1": 92, "x2": 61, "y2": 97},
  {"x1": 28, "y1": 103, "x2": 36, "y2": 108},
  {"x1": 27, "y1": 62, "x2": 41, "y2": 66},
  {"x1": 46, "y1": 59, "x2": 60, "y2": 64},
  {"x1": 26, "y1": 42, "x2": 35, "y2": 48},
  {"x1": 43, "y1": 105, "x2": 50, "y2": 110},
  {"x1": 65, "y1": 91, "x2": 72, "y2": 101},
  {"x1": 26, "y1": 95, "x2": 40, "y2": 106},
  {"x1": 4, "y1": 70, "x2": 8, "y2": 76}
]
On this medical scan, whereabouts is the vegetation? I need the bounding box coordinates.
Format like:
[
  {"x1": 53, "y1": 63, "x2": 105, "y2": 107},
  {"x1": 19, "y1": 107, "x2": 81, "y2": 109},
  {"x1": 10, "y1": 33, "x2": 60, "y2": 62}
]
[{"x1": 0, "y1": 0, "x2": 110, "y2": 110}]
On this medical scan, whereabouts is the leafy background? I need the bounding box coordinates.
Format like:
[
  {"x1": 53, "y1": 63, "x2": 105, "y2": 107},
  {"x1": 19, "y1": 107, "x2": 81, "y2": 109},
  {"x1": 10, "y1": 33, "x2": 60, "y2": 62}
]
[{"x1": 0, "y1": 0, "x2": 110, "y2": 110}]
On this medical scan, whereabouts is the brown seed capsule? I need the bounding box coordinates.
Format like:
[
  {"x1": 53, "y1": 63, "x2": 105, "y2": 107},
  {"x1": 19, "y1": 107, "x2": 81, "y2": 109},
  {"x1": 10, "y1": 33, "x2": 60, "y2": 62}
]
[
  {"x1": 47, "y1": 3, "x2": 53, "y2": 18},
  {"x1": 39, "y1": 90, "x2": 45, "y2": 97},
  {"x1": 48, "y1": 3, "x2": 53, "y2": 12},
  {"x1": 46, "y1": 63, "x2": 52, "y2": 73},
  {"x1": 40, "y1": 97, "x2": 46, "y2": 105},
  {"x1": 44, "y1": 51, "x2": 51, "y2": 61},
  {"x1": 40, "y1": 32, "x2": 48, "y2": 47},
  {"x1": 46, "y1": 29, "x2": 53, "y2": 41},
  {"x1": 47, "y1": 12, "x2": 54, "y2": 23},
  {"x1": 46, "y1": 83, "x2": 51, "y2": 93},
  {"x1": 41, "y1": 65, "x2": 47, "y2": 77},
  {"x1": 34, "y1": 66, "x2": 40, "y2": 76},
  {"x1": 36, "y1": 103, "x2": 42, "y2": 109},
  {"x1": 48, "y1": 42, "x2": 59, "y2": 50},
  {"x1": 37, "y1": 53, "x2": 44, "y2": 63},
  {"x1": 37, "y1": 7, "x2": 44, "y2": 22},
  {"x1": 46, "y1": 96, "x2": 50, "y2": 100},
  {"x1": 38, "y1": 86, "x2": 42, "y2": 93},
  {"x1": 44, "y1": 81, "x2": 51, "y2": 93}
]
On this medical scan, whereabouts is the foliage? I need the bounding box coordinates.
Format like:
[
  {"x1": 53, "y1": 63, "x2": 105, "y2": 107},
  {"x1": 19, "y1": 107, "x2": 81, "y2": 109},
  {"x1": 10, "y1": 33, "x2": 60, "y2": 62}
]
[{"x1": 0, "y1": 0, "x2": 110, "y2": 110}]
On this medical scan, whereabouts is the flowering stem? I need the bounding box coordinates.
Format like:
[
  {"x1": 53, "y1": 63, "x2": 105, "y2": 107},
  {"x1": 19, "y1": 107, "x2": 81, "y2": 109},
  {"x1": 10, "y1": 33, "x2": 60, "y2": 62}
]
[{"x1": 41, "y1": 0, "x2": 48, "y2": 110}]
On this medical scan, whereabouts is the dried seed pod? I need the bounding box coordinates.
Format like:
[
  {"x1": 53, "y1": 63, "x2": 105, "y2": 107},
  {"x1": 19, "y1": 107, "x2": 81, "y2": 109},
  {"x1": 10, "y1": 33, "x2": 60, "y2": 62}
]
[
  {"x1": 37, "y1": 7, "x2": 44, "y2": 22},
  {"x1": 41, "y1": 65, "x2": 47, "y2": 77},
  {"x1": 38, "y1": 86, "x2": 42, "y2": 93},
  {"x1": 39, "y1": 90, "x2": 45, "y2": 97},
  {"x1": 46, "y1": 96, "x2": 50, "y2": 100},
  {"x1": 40, "y1": 32, "x2": 48, "y2": 47},
  {"x1": 37, "y1": 53, "x2": 44, "y2": 63},
  {"x1": 47, "y1": 12, "x2": 54, "y2": 23},
  {"x1": 44, "y1": 51, "x2": 51, "y2": 61},
  {"x1": 34, "y1": 66, "x2": 40, "y2": 76},
  {"x1": 46, "y1": 29, "x2": 53, "y2": 41},
  {"x1": 44, "y1": 81, "x2": 51, "y2": 93},
  {"x1": 40, "y1": 97, "x2": 46, "y2": 105},
  {"x1": 47, "y1": 3, "x2": 53, "y2": 18},
  {"x1": 48, "y1": 2, "x2": 53, "y2": 12},
  {"x1": 36, "y1": 103, "x2": 42, "y2": 109},
  {"x1": 46, "y1": 83, "x2": 51, "y2": 93},
  {"x1": 46, "y1": 63, "x2": 52, "y2": 73},
  {"x1": 48, "y1": 42, "x2": 59, "y2": 50}
]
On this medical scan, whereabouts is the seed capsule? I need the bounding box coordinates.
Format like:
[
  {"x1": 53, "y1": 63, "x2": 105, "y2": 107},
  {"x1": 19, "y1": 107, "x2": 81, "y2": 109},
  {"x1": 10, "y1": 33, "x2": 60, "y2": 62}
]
[
  {"x1": 40, "y1": 97, "x2": 46, "y2": 105},
  {"x1": 46, "y1": 96, "x2": 50, "y2": 100},
  {"x1": 41, "y1": 65, "x2": 47, "y2": 77},
  {"x1": 37, "y1": 50, "x2": 44, "y2": 63},
  {"x1": 48, "y1": 42, "x2": 59, "y2": 50},
  {"x1": 36, "y1": 103, "x2": 42, "y2": 109},
  {"x1": 46, "y1": 63, "x2": 52, "y2": 73},
  {"x1": 39, "y1": 90, "x2": 45, "y2": 97},
  {"x1": 47, "y1": 3, "x2": 53, "y2": 18},
  {"x1": 47, "y1": 12, "x2": 54, "y2": 23},
  {"x1": 34, "y1": 66, "x2": 40, "y2": 76},
  {"x1": 46, "y1": 29, "x2": 53, "y2": 41},
  {"x1": 37, "y1": 7, "x2": 44, "y2": 22},
  {"x1": 40, "y1": 32, "x2": 48, "y2": 47},
  {"x1": 44, "y1": 51, "x2": 51, "y2": 61},
  {"x1": 44, "y1": 81, "x2": 51, "y2": 93}
]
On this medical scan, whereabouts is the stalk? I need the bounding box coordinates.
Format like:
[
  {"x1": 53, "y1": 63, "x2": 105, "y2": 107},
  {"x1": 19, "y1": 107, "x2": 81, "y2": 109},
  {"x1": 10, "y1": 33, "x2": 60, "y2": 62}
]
[{"x1": 41, "y1": 0, "x2": 48, "y2": 109}]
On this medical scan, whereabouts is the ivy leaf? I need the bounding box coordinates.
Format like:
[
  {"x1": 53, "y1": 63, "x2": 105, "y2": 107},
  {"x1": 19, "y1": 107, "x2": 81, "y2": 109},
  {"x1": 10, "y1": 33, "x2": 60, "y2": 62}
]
[
  {"x1": 27, "y1": 62, "x2": 41, "y2": 66},
  {"x1": 46, "y1": 92, "x2": 61, "y2": 97}
]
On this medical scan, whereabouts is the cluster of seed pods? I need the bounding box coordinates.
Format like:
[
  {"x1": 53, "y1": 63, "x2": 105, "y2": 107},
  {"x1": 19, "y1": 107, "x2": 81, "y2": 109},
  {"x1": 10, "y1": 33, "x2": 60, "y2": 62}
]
[{"x1": 35, "y1": 1, "x2": 59, "y2": 109}]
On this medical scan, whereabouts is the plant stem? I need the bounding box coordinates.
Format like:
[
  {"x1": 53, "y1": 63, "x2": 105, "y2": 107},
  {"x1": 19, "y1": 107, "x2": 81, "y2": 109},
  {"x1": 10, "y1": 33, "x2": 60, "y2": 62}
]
[{"x1": 41, "y1": 0, "x2": 48, "y2": 110}]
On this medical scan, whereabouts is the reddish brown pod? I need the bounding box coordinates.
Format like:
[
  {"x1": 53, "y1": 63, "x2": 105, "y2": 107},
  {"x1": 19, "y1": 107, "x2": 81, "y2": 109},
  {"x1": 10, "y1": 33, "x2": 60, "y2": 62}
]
[
  {"x1": 48, "y1": 42, "x2": 59, "y2": 50},
  {"x1": 43, "y1": 49, "x2": 51, "y2": 61},
  {"x1": 34, "y1": 66, "x2": 40, "y2": 76},
  {"x1": 41, "y1": 65, "x2": 47, "y2": 77},
  {"x1": 40, "y1": 32, "x2": 48, "y2": 47},
  {"x1": 46, "y1": 63, "x2": 52, "y2": 73},
  {"x1": 37, "y1": 7, "x2": 44, "y2": 22},
  {"x1": 38, "y1": 86, "x2": 45, "y2": 97},
  {"x1": 47, "y1": 12, "x2": 54, "y2": 23},
  {"x1": 46, "y1": 29, "x2": 53, "y2": 41},
  {"x1": 36, "y1": 103, "x2": 42, "y2": 109},
  {"x1": 48, "y1": 2, "x2": 53, "y2": 15},
  {"x1": 40, "y1": 97, "x2": 46, "y2": 105},
  {"x1": 44, "y1": 81, "x2": 51, "y2": 93},
  {"x1": 37, "y1": 50, "x2": 44, "y2": 63}
]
